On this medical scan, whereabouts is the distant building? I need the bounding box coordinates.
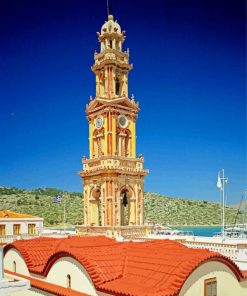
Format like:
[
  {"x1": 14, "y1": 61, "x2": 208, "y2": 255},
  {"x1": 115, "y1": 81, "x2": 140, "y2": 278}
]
[
  {"x1": 0, "y1": 210, "x2": 43, "y2": 241},
  {"x1": 3, "y1": 236, "x2": 247, "y2": 296}
]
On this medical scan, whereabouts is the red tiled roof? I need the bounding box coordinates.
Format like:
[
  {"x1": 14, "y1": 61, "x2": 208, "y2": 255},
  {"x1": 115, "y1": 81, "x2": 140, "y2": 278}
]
[
  {"x1": 0, "y1": 210, "x2": 39, "y2": 219},
  {"x1": 5, "y1": 270, "x2": 89, "y2": 296},
  {"x1": 242, "y1": 270, "x2": 247, "y2": 277},
  {"x1": 4, "y1": 236, "x2": 247, "y2": 296}
]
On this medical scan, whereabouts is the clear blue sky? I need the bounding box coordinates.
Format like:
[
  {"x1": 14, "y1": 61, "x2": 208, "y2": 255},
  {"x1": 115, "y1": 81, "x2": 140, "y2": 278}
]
[{"x1": 0, "y1": 0, "x2": 246, "y2": 203}]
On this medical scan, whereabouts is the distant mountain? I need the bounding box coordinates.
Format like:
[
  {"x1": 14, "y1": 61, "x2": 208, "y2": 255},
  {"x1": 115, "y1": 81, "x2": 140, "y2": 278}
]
[
  {"x1": 0, "y1": 187, "x2": 244, "y2": 226},
  {"x1": 0, "y1": 187, "x2": 83, "y2": 226},
  {"x1": 144, "y1": 192, "x2": 244, "y2": 226}
]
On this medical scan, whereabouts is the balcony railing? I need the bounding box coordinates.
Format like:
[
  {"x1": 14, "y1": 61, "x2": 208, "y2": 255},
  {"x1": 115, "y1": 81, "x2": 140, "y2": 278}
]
[
  {"x1": 75, "y1": 225, "x2": 152, "y2": 238},
  {"x1": 82, "y1": 156, "x2": 148, "y2": 175}
]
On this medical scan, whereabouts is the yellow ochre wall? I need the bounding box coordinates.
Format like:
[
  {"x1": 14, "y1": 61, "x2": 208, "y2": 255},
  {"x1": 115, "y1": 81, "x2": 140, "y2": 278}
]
[
  {"x1": 89, "y1": 114, "x2": 136, "y2": 159},
  {"x1": 89, "y1": 119, "x2": 94, "y2": 159},
  {"x1": 129, "y1": 120, "x2": 136, "y2": 158}
]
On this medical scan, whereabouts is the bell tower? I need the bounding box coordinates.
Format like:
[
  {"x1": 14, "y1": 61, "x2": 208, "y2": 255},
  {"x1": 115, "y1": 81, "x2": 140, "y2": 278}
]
[{"x1": 79, "y1": 15, "x2": 148, "y2": 227}]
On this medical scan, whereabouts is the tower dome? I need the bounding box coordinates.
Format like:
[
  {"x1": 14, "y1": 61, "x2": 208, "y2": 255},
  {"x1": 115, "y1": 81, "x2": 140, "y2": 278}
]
[
  {"x1": 97, "y1": 15, "x2": 126, "y2": 52},
  {"x1": 100, "y1": 15, "x2": 121, "y2": 34}
]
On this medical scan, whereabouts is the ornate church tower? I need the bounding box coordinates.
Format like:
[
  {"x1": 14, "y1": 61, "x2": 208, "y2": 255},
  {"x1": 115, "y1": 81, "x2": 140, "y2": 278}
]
[{"x1": 79, "y1": 15, "x2": 148, "y2": 227}]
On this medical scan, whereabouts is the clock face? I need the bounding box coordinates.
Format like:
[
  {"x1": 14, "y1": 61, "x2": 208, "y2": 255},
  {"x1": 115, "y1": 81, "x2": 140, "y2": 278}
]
[
  {"x1": 118, "y1": 115, "x2": 128, "y2": 128},
  {"x1": 96, "y1": 116, "x2": 103, "y2": 129}
]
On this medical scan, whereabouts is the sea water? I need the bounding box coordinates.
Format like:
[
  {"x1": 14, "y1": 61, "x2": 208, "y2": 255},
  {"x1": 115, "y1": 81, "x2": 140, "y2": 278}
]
[
  {"x1": 49, "y1": 226, "x2": 222, "y2": 237},
  {"x1": 174, "y1": 226, "x2": 221, "y2": 237}
]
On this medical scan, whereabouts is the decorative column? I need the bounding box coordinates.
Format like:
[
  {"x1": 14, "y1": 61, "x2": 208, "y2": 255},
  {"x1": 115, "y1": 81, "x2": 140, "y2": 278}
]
[
  {"x1": 101, "y1": 187, "x2": 105, "y2": 227},
  {"x1": 89, "y1": 119, "x2": 93, "y2": 159},
  {"x1": 96, "y1": 74, "x2": 100, "y2": 97},
  {"x1": 115, "y1": 185, "x2": 120, "y2": 226},
  {"x1": 104, "y1": 68, "x2": 108, "y2": 97},
  {"x1": 122, "y1": 73, "x2": 127, "y2": 96}
]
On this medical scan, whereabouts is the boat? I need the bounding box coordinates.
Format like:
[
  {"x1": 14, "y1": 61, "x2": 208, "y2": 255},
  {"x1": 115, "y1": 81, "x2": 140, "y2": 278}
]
[
  {"x1": 145, "y1": 172, "x2": 247, "y2": 270},
  {"x1": 213, "y1": 225, "x2": 247, "y2": 239}
]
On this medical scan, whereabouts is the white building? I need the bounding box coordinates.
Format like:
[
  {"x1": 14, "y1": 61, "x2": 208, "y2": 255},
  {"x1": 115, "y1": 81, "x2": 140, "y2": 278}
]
[{"x1": 0, "y1": 210, "x2": 43, "y2": 243}]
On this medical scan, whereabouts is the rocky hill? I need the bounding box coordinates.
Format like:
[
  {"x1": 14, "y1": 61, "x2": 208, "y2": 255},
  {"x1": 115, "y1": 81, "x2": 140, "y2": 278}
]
[{"x1": 0, "y1": 187, "x2": 243, "y2": 226}]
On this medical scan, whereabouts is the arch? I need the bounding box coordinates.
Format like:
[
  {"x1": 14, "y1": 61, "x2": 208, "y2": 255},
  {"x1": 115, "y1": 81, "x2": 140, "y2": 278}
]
[
  {"x1": 44, "y1": 253, "x2": 98, "y2": 295},
  {"x1": 178, "y1": 257, "x2": 246, "y2": 295},
  {"x1": 4, "y1": 247, "x2": 30, "y2": 276},
  {"x1": 120, "y1": 186, "x2": 135, "y2": 226},
  {"x1": 89, "y1": 187, "x2": 102, "y2": 226},
  {"x1": 124, "y1": 129, "x2": 132, "y2": 157},
  {"x1": 115, "y1": 78, "x2": 120, "y2": 96},
  {"x1": 116, "y1": 128, "x2": 131, "y2": 157},
  {"x1": 116, "y1": 41, "x2": 120, "y2": 51},
  {"x1": 92, "y1": 129, "x2": 104, "y2": 158},
  {"x1": 67, "y1": 274, "x2": 71, "y2": 288}
]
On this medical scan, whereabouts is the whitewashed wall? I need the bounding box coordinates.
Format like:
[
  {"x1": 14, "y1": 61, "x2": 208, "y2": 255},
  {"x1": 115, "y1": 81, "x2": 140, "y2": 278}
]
[
  {"x1": 4, "y1": 249, "x2": 30, "y2": 276},
  {"x1": 46, "y1": 256, "x2": 97, "y2": 296},
  {"x1": 0, "y1": 218, "x2": 43, "y2": 236},
  {"x1": 179, "y1": 261, "x2": 247, "y2": 296}
]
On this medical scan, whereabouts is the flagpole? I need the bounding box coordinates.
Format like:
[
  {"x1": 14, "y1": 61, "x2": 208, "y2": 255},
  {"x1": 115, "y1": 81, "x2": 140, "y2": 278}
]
[
  {"x1": 63, "y1": 193, "x2": 66, "y2": 232},
  {"x1": 222, "y1": 169, "x2": 225, "y2": 240}
]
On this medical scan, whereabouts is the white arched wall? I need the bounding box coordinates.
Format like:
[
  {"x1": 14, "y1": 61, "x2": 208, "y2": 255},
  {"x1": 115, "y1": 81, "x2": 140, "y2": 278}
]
[
  {"x1": 46, "y1": 256, "x2": 97, "y2": 296},
  {"x1": 179, "y1": 260, "x2": 247, "y2": 296},
  {"x1": 4, "y1": 249, "x2": 30, "y2": 276}
]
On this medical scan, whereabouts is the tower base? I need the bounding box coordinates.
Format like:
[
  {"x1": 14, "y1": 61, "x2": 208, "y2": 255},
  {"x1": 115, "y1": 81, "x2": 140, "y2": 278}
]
[{"x1": 75, "y1": 225, "x2": 153, "y2": 239}]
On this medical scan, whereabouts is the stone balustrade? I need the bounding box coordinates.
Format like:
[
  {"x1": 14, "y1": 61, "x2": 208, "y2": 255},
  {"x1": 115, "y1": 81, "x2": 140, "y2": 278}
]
[
  {"x1": 75, "y1": 225, "x2": 152, "y2": 238},
  {"x1": 94, "y1": 49, "x2": 129, "y2": 65},
  {"x1": 82, "y1": 156, "x2": 147, "y2": 175},
  {"x1": 182, "y1": 240, "x2": 239, "y2": 261}
]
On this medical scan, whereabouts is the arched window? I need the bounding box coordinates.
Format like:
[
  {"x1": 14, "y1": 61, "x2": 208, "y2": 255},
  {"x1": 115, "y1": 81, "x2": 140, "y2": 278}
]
[
  {"x1": 93, "y1": 129, "x2": 104, "y2": 158},
  {"x1": 13, "y1": 261, "x2": 16, "y2": 273},
  {"x1": 110, "y1": 40, "x2": 113, "y2": 49},
  {"x1": 116, "y1": 78, "x2": 120, "y2": 96},
  {"x1": 124, "y1": 130, "x2": 131, "y2": 157},
  {"x1": 67, "y1": 274, "x2": 71, "y2": 288}
]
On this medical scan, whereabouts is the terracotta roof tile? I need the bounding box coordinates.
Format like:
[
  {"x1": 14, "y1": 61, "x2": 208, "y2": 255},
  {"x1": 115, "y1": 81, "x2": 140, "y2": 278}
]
[
  {"x1": 242, "y1": 270, "x2": 247, "y2": 277},
  {"x1": 4, "y1": 236, "x2": 246, "y2": 296},
  {"x1": 0, "y1": 210, "x2": 39, "y2": 219}
]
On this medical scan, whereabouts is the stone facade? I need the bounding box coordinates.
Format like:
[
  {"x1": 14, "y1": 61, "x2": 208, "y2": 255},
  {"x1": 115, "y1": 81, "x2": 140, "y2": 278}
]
[{"x1": 79, "y1": 15, "x2": 148, "y2": 227}]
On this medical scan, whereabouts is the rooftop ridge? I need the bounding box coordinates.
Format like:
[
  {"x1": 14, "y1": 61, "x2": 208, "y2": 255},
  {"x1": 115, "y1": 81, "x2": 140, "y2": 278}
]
[{"x1": 4, "y1": 236, "x2": 247, "y2": 296}]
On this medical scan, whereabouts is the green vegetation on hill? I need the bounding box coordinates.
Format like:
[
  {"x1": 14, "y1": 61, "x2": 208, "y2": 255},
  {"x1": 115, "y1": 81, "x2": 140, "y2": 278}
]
[
  {"x1": 144, "y1": 192, "x2": 244, "y2": 226},
  {"x1": 0, "y1": 187, "x2": 243, "y2": 226},
  {"x1": 0, "y1": 187, "x2": 83, "y2": 226}
]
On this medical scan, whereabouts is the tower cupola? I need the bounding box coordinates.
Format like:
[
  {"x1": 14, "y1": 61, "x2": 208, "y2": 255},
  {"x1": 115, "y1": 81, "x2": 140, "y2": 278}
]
[
  {"x1": 97, "y1": 15, "x2": 125, "y2": 52},
  {"x1": 92, "y1": 15, "x2": 132, "y2": 99}
]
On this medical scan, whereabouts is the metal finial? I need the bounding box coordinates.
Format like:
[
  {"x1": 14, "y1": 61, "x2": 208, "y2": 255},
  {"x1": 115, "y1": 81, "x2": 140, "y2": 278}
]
[
  {"x1": 107, "y1": 0, "x2": 110, "y2": 16},
  {"x1": 106, "y1": 0, "x2": 113, "y2": 17}
]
